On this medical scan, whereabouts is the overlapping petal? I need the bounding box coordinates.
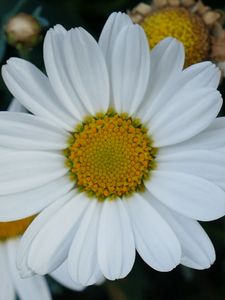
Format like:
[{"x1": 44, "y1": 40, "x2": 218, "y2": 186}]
[
  {"x1": 98, "y1": 199, "x2": 135, "y2": 279},
  {"x1": 146, "y1": 171, "x2": 225, "y2": 221},
  {"x1": 6, "y1": 238, "x2": 52, "y2": 300},
  {"x1": 17, "y1": 192, "x2": 73, "y2": 277},
  {"x1": 125, "y1": 193, "x2": 181, "y2": 271},
  {"x1": 0, "y1": 176, "x2": 74, "y2": 221},
  {"x1": 99, "y1": 12, "x2": 132, "y2": 68},
  {"x1": 111, "y1": 24, "x2": 150, "y2": 115},
  {"x1": 159, "y1": 117, "x2": 225, "y2": 154},
  {"x1": 0, "y1": 112, "x2": 69, "y2": 150},
  {"x1": 0, "y1": 245, "x2": 15, "y2": 300},
  {"x1": 0, "y1": 151, "x2": 67, "y2": 195},
  {"x1": 68, "y1": 199, "x2": 102, "y2": 285},
  {"x1": 2, "y1": 58, "x2": 75, "y2": 131},
  {"x1": 51, "y1": 261, "x2": 84, "y2": 291},
  {"x1": 148, "y1": 87, "x2": 222, "y2": 146},
  {"x1": 138, "y1": 38, "x2": 184, "y2": 119},
  {"x1": 26, "y1": 192, "x2": 90, "y2": 275},
  {"x1": 157, "y1": 149, "x2": 225, "y2": 190},
  {"x1": 150, "y1": 197, "x2": 215, "y2": 269}
]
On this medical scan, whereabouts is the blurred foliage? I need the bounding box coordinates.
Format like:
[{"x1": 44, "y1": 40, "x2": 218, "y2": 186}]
[{"x1": 1, "y1": 0, "x2": 225, "y2": 299}]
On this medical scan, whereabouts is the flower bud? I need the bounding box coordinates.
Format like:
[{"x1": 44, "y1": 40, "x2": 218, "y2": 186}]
[{"x1": 4, "y1": 13, "x2": 42, "y2": 48}]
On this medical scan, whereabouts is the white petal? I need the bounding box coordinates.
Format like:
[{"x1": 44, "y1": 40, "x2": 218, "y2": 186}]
[
  {"x1": 27, "y1": 192, "x2": 90, "y2": 275},
  {"x1": 146, "y1": 171, "x2": 225, "y2": 221},
  {"x1": 157, "y1": 149, "x2": 225, "y2": 190},
  {"x1": 51, "y1": 260, "x2": 84, "y2": 291},
  {"x1": 160, "y1": 117, "x2": 225, "y2": 154},
  {"x1": 149, "y1": 87, "x2": 222, "y2": 147},
  {"x1": 68, "y1": 199, "x2": 102, "y2": 286},
  {"x1": 98, "y1": 12, "x2": 132, "y2": 70},
  {"x1": 44, "y1": 27, "x2": 87, "y2": 120},
  {"x1": 64, "y1": 28, "x2": 110, "y2": 114},
  {"x1": 53, "y1": 24, "x2": 67, "y2": 34},
  {"x1": 139, "y1": 59, "x2": 221, "y2": 122},
  {"x1": 0, "y1": 151, "x2": 67, "y2": 195},
  {"x1": 137, "y1": 38, "x2": 184, "y2": 120},
  {"x1": 0, "y1": 112, "x2": 69, "y2": 150},
  {"x1": 6, "y1": 238, "x2": 52, "y2": 300},
  {"x1": 0, "y1": 244, "x2": 16, "y2": 300},
  {"x1": 8, "y1": 98, "x2": 27, "y2": 112},
  {"x1": 2, "y1": 58, "x2": 76, "y2": 131},
  {"x1": 150, "y1": 198, "x2": 215, "y2": 269},
  {"x1": 216, "y1": 147, "x2": 225, "y2": 154},
  {"x1": 125, "y1": 193, "x2": 181, "y2": 271},
  {"x1": 0, "y1": 146, "x2": 15, "y2": 155},
  {"x1": 111, "y1": 24, "x2": 150, "y2": 115},
  {"x1": 183, "y1": 61, "x2": 221, "y2": 89},
  {"x1": 17, "y1": 191, "x2": 74, "y2": 277},
  {"x1": 98, "y1": 199, "x2": 135, "y2": 280},
  {"x1": 0, "y1": 175, "x2": 74, "y2": 221}
]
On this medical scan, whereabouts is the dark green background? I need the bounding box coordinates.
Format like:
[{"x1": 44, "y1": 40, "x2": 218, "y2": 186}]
[{"x1": 1, "y1": 1, "x2": 225, "y2": 299}]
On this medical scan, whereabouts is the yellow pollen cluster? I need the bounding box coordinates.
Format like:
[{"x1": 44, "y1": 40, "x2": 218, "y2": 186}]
[
  {"x1": 66, "y1": 112, "x2": 157, "y2": 200},
  {"x1": 0, "y1": 216, "x2": 35, "y2": 240},
  {"x1": 141, "y1": 7, "x2": 210, "y2": 67}
]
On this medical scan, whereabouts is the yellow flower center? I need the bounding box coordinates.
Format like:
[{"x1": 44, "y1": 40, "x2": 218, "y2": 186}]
[
  {"x1": 141, "y1": 7, "x2": 210, "y2": 67},
  {"x1": 66, "y1": 111, "x2": 157, "y2": 200},
  {"x1": 0, "y1": 216, "x2": 35, "y2": 240}
]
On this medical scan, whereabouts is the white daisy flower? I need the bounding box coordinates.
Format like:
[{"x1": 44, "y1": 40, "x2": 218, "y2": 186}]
[{"x1": 1, "y1": 12, "x2": 225, "y2": 287}]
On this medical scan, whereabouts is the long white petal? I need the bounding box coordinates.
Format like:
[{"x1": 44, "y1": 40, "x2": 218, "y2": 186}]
[
  {"x1": 139, "y1": 60, "x2": 220, "y2": 123},
  {"x1": 51, "y1": 260, "x2": 84, "y2": 291},
  {"x1": 0, "y1": 112, "x2": 69, "y2": 150},
  {"x1": 111, "y1": 24, "x2": 150, "y2": 115},
  {"x1": 146, "y1": 171, "x2": 225, "y2": 221},
  {"x1": 125, "y1": 193, "x2": 181, "y2": 271},
  {"x1": 183, "y1": 61, "x2": 221, "y2": 89},
  {"x1": 150, "y1": 197, "x2": 215, "y2": 269},
  {"x1": 98, "y1": 199, "x2": 136, "y2": 280},
  {"x1": 0, "y1": 175, "x2": 74, "y2": 221},
  {"x1": 149, "y1": 87, "x2": 222, "y2": 146},
  {"x1": 68, "y1": 199, "x2": 102, "y2": 286},
  {"x1": 98, "y1": 12, "x2": 132, "y2": 70},
  {"x1": 8, "y1": 98, "x2": 27, "y2": 112},
  {"x1": 138, "y1": 38, "x2": 184, "y2": 119},
  {"x1": 0, "y1": 244, "x2": 16, "y2": 300},
  {"x1": 17, "y1": 191, "x2": 74, "y2": 277},
  {"x1": 2, "y1": 58, "x2": 76, "y2": 131},
  {"x1": 0, "y1": 151, "x2": 67, "y2": 195},
  {"x1": 27, "y1": 192, "x2": 90, "y2": 275},
  {"x1": 160, "y1": 117, "x2": 225, "y2": 154},
  {"x1": 64, "y1": 28, "x2": 110, "y2": 114},
  {"x1": 6, "y1": 238, "x2": 52, "y2": 300},
  {"x1": 157, "y1": 149, "x2": 225, "y2": 190},
  {"x1": 44, "y1": 26, "x2": 88, "y2": 121}
]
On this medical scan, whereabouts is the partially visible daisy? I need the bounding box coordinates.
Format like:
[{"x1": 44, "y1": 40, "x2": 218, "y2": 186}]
[
  {"x1": 0, "y1": 219, "x2": 52, "y2": 300},
  {"x1": 0, "y1": 101, "x2": 52, "y2": 300},
  {"x1": 129, "y1": 0, "x2": 225, "y2": 73},
  {"x1": 1, "y1": 12, "x2": 225, "y2": 287}
]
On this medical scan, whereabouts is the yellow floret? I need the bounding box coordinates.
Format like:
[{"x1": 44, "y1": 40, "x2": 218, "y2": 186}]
[
  {"x1": 66, "y1": 111, "x2": 157, "y2": 201},
  {"x1": 141, "y1": 7, "x2": 210, "y2": 67}
]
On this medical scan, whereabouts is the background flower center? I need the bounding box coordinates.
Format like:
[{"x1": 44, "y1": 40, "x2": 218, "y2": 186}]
[
  {"x1": 0, "y1": 216, "x2": 35, "y2": 240},
  {"x1": 66, "y1": 111, "x2": 157, "y2": 200},
  {"x1": 141, "y1": 7, "x2": 210, "y2": 67}
]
